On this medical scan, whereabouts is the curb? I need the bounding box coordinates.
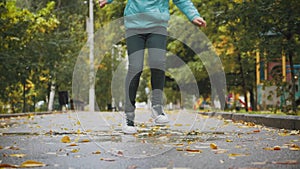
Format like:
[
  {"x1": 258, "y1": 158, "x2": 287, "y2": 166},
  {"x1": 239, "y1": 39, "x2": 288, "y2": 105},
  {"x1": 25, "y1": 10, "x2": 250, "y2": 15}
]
[
  {"x1": 198, "y1": 112, "x2": 300, "y2": 130},
  {"x1": 0, "y1": 111, "x2": 68, "y2": 118}
]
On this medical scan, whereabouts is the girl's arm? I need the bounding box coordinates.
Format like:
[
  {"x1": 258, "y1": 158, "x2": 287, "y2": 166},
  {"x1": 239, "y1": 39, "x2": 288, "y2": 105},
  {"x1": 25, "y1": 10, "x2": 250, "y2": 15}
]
[
  {"x1": 98, "y1": 0, "x2": 113, "y2": 8},
  {"x1": 173, "y1": 0, "x2": 206, "y2": 27}
]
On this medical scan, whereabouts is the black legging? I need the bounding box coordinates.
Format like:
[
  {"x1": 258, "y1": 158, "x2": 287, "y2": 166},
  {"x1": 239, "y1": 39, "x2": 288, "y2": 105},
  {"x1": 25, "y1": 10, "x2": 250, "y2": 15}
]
[{"x1": 125, "y1": 27, "x2": 167, "y2": 113}]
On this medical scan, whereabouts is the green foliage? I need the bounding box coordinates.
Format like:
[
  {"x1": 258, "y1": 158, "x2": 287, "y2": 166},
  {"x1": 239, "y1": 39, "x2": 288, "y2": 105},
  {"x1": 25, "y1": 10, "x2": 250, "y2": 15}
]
[{"x1": 1, "y1": 0, "x2": 299, "y2": 113}]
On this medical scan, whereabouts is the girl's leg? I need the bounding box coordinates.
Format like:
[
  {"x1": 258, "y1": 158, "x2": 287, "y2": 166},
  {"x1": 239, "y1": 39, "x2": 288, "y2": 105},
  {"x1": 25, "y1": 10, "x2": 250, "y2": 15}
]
[
  {"x1": 146, "y1": 32, "x2": 167, "y2": 108},
  {"x1": 125, "y1": 34, "x2": 146, "y2": 115}
]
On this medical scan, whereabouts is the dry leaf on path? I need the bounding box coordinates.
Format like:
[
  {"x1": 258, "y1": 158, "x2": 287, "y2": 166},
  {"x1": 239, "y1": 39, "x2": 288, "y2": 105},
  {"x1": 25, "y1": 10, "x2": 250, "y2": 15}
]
[
  {"x1": 68, "y1": 143, "x2": 78, "y2": 147},
  {"x1": 288, "y1": 144, "x2": 300, "y2": 151},
  {"x1": 251, "y1": 161, "x2": 267, "y2": 165},
  {"x1": 263, "y1": 146, "x2": 281, "y2": 151},
  {"x1": 127, "y1": 165, "x2": 138, "y2": 169},
  {"x1": 9, "y1": 154, "x2": 27, "y2": 158},
  {"x1": 186, "y1": 148, "x2": 202, "y2": 153},
  {"x1": 214, "y1": 149, "x2": 228, "y2": 154},
  {"x1": 210, "y1": 143, "x2": 218, "y2": 150},
  {"x1": 92, "y1": 151, "x2": 101, "y2": 154},
  {"x1": 0, "y1": 163, "x2": 18, "y2": 168},
  {"x1": 61, "y1": 136, "x2": 71, "y2": 143},
  {"x1": 80, "y1": 139, "x2": 90, "y2": 143},
  {"x1": 20, "y1": 160, "x2": 46, "y2": 168},
  {"x1": 100, "y1": 158, "x2": 115, "y2": 162},
  {"x1": 228, "y1": 153, "x2": 250, "y2": 157},
  {"x1": 71, "y1": 149, "x2": 79, "y2": 153},
  {"x1": 272, "y1": 160, "x2": 298, "y2": 165}
]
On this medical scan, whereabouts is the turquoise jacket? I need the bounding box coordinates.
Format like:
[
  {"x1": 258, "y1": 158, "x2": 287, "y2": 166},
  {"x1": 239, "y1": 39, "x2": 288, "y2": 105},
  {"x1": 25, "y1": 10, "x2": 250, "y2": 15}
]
[{"x1": 107, "y1": 0, "x2": 201, "y2": 29}]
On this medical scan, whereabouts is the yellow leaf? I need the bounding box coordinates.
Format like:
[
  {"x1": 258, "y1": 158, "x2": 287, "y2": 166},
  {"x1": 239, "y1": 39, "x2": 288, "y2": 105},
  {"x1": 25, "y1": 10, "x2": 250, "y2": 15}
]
[
  {"x1": 20, "y1": 160, "x2": 46, "y2": 167},
  {"x1": 61, "y1": 136, "x2": 71, "y2": 143},
  {"x1": 71, "y1": 149, "x2": 79, "y2": 153},
  {"x1": 80, "y1": 139, "x2": 90, "y2": 143},
  {"x1": 68, "y1": 143, "x2": 78, "y2": 147},
  {"x1": 92, "y1": 151, "x2": 101, "y2": 154},
  {"x1": 176, "y1": 148, "x2": 184, "y2": 151},
  {"x1": 0, "y1": 163, "x2": 18, "y2": 168},
  {"x1": 228, "y1": 153, "x2": 249, "y2": 157},
  {"x1": 9, "y1": 154, "x2": 27, "y2": 158},
  {"x1": 263, "y1": 146, "x2": 281, "y2": 151},
  {"x1": 289, "y1": 144, "x2": 300, "y2": 151},
  {"x1": 210, "y1": 143, "x2": 218, "y2": 150},
  {"x1": 186, "y1": 148, "x2": 202, "y2": 153},
  {"x1": 174, "y1": 123, "x2": 183, "y2": 126},
  {"x1": 76, "y1": 120, "x2": 81, "y2": 125},
  {"x1": 226, "y1": 139, "x2": 233, "y2": 142},
  {"x1": 214, "y1": 149, "x2": 228, "y2": 154}
]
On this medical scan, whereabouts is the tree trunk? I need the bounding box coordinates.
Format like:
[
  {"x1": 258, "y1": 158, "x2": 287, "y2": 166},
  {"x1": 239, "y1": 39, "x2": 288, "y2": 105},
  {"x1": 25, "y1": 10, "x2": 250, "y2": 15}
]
[
  {"x1": 288, "y1": 50, "x2": 297, "y2": 114},
  {"x1": 237, "y1": 53, "x2": 249, "y2": 112}
]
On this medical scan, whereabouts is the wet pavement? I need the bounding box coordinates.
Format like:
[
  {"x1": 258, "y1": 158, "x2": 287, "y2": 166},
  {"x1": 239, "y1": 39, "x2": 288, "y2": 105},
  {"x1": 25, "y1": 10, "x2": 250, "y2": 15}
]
[{"x1": 0, "y1": 110, "x2": 299, "y2": 169}]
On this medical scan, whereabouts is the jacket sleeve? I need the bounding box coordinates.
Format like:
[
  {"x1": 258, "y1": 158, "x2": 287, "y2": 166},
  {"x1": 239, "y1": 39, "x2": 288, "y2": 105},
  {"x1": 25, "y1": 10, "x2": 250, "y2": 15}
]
[
  {"x1": 107, "y1": 0, "x2": 113, "y2": 4},
  {"x1": 172, "y1": 0, "x2": 201, "y2": 22}
]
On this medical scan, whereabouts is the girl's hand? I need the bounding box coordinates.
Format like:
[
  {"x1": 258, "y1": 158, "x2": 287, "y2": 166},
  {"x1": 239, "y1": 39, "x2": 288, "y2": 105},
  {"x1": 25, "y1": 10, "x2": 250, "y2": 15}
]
[
  {"x1": 98, "y1": 0, "x2": 108, "y2": 8},
  {"x1": 192, "y1": 17, "x2": 207, "y2": 28}
]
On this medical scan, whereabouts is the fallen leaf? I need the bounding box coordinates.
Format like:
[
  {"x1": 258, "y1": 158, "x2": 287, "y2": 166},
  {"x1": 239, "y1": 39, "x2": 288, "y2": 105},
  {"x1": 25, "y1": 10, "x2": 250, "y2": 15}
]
[
  {"x1": 226, "y1": 139, "x2": 233, "y2": 142},
  {"x1": 272, "y1": 160, "x2": 298, "y2": 165},
  {"x1": 228, "y1": 153, "x2": 249, "y2": 157},
  {"x1": 186, "y1": 149, "x2": 202, "y2": 153},
  {"x1": 8, "y1": 146, "x2": 20, "y2": 150},
  {"x1": 80, "y1": 139, "x2": 90, "y2": 143},
  {"x1": 0, "y1": 163, "x2": 18, "y2": 168},
  {"x1": 290, "y1": 130, "x2": 299, "y2": 135},
  {"x1": 20, "y1": 160, "x2": 46, "y2": 167},
  {"x1": 9, "y1": 154, "x2": 27, "y2": 158},
  {"x1": 100, "y1": 158, "x2": 115, "y2": 162},
  {"x1": 76, "y1": 120, "x2": 81, "y2": 125},
  {"x1": 117, "y1": 150, "x2": 123, "y2": 156},
  {"x1": 61, "y1": 136, "x2": 71, "y2": 143},
  {"x1": 176, "y1": 148, "x2": 184, "y2": 151},
  {"x1": 235, "y1": 145, "x2": 242, "y2": 149},
  {"x1": 289, "y1": 144, "x2": 300, "y2": 151},
  {"x1": 210, "y1": 143, "x2": 218, "y2": 150},
  {"x1": 263, "y1": 146, "x2": 281, "y2": 151},
  {"x1": 253, "y1": 130, "x2": 260, "y2": 133},
  {"x1": 273, "y1": 146, "x2": 281, "y2": 150},
  {"x1": 174, "y1": 123, "x2": 183, "y2": 127},
  {"x1": 127, "y1": 165, "x2": 138, "y2": 169},
  {"x1": 214, "y1": 149, "x2": 228, "y2": 154},
  {"x1": 92, "y1": 151, "x2": 101, "y2": 154},
  {"x1": 71, "y1": 149, "x2": 79, "y2": 153},
  {"x1": 68, "y1": 143, "x2": 78, "y2": 147},
  {"x1": 251, "y1": 161, "x2": 267, "y2": 165}
]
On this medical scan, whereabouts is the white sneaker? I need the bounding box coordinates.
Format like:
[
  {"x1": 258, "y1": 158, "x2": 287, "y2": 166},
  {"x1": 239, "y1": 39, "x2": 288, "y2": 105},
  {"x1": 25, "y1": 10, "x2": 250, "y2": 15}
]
[
  {"x1": 122, "y1": 112, "x2": 137, "y2": 134},
  {"x1": 151, "y1": 105, "x2": 169, "y2": 125}
]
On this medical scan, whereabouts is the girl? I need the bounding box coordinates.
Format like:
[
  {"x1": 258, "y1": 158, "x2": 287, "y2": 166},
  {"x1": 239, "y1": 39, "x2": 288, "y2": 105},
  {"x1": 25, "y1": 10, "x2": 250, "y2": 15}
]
[{"x1": 99, "y1": 0, "x2": 206, "y2": 134}]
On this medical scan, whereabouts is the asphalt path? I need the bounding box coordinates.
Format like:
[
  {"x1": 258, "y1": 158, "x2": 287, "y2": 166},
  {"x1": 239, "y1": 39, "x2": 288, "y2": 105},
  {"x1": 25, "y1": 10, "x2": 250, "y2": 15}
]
[{"x1": 0, "y1": 110, "x2": 299, "y2": 169}]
